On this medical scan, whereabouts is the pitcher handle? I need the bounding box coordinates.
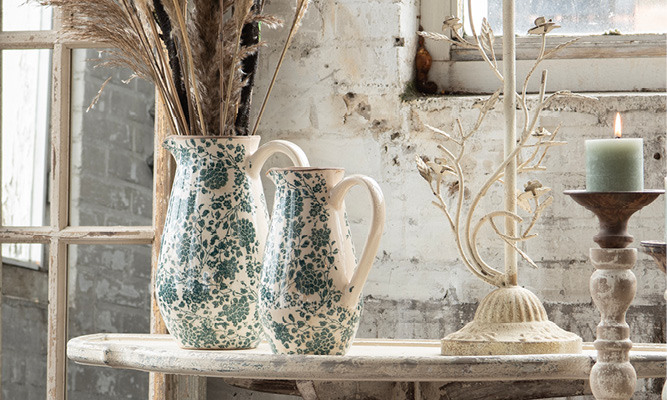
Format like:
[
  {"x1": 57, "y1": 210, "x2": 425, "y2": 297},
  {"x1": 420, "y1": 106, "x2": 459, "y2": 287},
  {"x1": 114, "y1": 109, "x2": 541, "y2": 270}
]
[
  {"x1": 330, "y1": 175, "x2": 386, "y2": 307},
  {"x1": 246, "y1": 140, "x2": 309, "y2": 179}
]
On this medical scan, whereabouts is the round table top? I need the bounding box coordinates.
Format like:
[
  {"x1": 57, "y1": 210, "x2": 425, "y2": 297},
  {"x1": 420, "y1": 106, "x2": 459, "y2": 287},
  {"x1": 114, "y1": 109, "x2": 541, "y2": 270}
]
[{"x1": 68, "y1": 334, "x2": 666, "y2": 382}]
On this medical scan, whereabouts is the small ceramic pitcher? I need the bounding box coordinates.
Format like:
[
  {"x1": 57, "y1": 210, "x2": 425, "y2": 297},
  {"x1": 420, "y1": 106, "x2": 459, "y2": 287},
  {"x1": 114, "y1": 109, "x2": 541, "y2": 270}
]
[{"x1": 259, "y1": 167, "x2": 385, "y2": 355}]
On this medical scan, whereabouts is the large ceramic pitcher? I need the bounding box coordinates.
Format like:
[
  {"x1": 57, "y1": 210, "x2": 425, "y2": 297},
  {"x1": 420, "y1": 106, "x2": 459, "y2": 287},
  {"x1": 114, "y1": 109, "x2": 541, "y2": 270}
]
[
  {"x1": 259, "y1": 167, "x2": 385, "y2": 355},
  {"x1": 156, "y1": 136, "x2": 308, "y2": 349}
]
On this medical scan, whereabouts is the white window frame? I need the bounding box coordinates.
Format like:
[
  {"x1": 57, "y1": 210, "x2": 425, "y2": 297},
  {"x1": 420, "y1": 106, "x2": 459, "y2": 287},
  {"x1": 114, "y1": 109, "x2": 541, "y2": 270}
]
[
  {"x1": 1, "y1": 44, "x2": 50, "y2": 270},
  {"x1": 0, "y1": 10, "x2": 157, "y2": 400},
  {"x1": 420, "y1": 0, "x2": 667, "y2": 93},
  {"x1": 0, "y1": 4, "x2": 205, "y2": 399}
]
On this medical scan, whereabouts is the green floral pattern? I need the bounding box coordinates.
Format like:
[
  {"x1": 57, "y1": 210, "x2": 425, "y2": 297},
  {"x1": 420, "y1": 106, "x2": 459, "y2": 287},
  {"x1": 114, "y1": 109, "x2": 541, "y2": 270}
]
[
  {"x1": 156, "y1": 136, "x2": 265, "y2": 349},
  {"x1": 259, "y1": 169, "x2": 363, "y2": 355}
]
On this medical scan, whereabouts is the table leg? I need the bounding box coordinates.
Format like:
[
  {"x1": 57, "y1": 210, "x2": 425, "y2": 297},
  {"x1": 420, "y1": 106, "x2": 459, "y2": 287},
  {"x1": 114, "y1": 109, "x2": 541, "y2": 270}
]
[
  {"x1": 296, "y1": 381, "x2": 320, "y2": 400},
  {"x1": 589, "y1": 248, "x2": 637, "y2": 400}
]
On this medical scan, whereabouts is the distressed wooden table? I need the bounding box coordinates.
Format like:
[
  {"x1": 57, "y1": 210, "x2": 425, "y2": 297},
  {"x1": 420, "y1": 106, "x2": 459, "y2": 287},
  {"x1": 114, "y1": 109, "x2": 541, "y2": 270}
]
[{"x1": 68, "y1": 334, "x2": 667, "y2": 399}]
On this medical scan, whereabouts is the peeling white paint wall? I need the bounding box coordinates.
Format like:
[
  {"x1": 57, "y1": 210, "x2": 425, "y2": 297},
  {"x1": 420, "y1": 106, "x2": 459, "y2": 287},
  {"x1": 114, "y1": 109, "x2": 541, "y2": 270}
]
[{"x1": 211, "y1": 0, "x2": 667, "y2": 398}]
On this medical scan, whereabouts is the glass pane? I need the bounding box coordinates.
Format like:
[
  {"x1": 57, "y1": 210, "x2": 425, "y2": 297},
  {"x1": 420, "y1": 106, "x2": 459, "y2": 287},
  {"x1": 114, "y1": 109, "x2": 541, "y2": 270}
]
[
  {"x1": 2, "y1": 244, "x2": 45, "y2": 270},
  {"x1": 2, "y1": 252, "x2": 49, "y2": 399},
  {"x1": 2, "y1": 49, "x2": 51, "y2": 266},
  {"x1": 70, "y1": 49, "x2": 155, "y2": 226},
  {"x1": 67, "y1": 244, "x2": 151, "y2": 399},
  {"x1": 479, "y1": 0, "x2": 667, "y2": 35},
  {"x1": 2, "y1": 0, "x2": 52, "y2": 31}
]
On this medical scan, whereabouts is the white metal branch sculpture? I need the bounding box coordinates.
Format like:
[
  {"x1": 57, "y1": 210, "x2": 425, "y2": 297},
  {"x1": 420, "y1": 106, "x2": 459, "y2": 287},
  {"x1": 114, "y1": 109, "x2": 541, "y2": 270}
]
[{"x1": 416, "y1": 4, "x2": 595, "y2": 289}]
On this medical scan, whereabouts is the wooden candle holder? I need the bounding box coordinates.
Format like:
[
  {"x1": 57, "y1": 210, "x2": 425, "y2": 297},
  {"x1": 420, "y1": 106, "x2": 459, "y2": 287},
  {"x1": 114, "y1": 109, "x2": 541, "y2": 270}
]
[
  {"x1": 640, "y1": 240, "x2": 666, "y2": 273},
  {"x1": 565, "y1": 190, "x2": 662, "y2": 400},
  {"x1": 564, "y1": 190, "x2": 663, "y2": 248}
]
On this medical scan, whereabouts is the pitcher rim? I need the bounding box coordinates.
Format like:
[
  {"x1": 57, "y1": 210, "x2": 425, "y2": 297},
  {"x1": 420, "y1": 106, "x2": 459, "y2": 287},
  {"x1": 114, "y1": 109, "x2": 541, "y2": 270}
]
[
  {"x1": 164, "y1": 135, "x2": 261, "y2": 141},
  {"x1": 269, "y1": 167, "x2": 345, "y2": 173}
]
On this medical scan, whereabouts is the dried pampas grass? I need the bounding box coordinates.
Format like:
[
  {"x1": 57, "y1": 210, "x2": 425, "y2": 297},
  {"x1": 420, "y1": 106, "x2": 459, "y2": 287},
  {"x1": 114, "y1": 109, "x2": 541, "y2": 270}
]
[{"x1": 38, "y1": 0, "x2": 311, "y2": 136}]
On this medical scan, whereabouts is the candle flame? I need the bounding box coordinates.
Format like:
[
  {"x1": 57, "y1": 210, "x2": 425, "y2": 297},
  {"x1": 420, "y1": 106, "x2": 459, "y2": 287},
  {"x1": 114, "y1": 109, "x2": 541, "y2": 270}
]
[{"x1": 614, "y1": 112, "x2": 622, "y2": 138}]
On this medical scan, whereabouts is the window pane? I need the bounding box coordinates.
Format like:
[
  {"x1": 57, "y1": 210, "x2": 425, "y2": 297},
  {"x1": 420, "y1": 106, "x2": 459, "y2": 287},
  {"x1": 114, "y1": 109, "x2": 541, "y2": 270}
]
[
  {"x1": 2, "y1": 256, "x2": 49, "y2": 399},
  {"x1": 70, "y1": 49, "x2": 155, "y2": 226},
  {"x1": 2, "y1": 49, "x2": 51, "y2": 266},
  {"x1": 67, "y1": 244, "x2": 151, "y2": 399},
  {"x1": 2, "y1": 0, "x2": 52, "y2": 31},
  {"x1": 2, "y1": 244, "x2": 45, "y2": 270},
  {"x1": 480, "y1": 0, "x2": 667, "y2": 35}
]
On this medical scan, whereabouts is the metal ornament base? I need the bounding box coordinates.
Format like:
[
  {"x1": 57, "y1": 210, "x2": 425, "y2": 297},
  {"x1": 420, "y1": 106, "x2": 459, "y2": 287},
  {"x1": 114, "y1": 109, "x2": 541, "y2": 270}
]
[{"x1": 441, "y1": 286, "x2": 583, "y2": 356}]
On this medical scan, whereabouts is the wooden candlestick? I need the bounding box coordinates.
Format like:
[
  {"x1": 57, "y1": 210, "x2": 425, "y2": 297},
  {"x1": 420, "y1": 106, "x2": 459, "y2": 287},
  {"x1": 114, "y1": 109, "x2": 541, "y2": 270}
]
[
  {"x1": 639, "y1": 240, "x2": 667, "y2": 399},
  {"x1": 589, "y1": 248, "x2": 637, "y2": 400},
  {"x1": 564, "y1": 190, "x2": 663, "y2": 248},
  {"x1": 565, "y1": 190, "x2": 662, "y2": 400}
]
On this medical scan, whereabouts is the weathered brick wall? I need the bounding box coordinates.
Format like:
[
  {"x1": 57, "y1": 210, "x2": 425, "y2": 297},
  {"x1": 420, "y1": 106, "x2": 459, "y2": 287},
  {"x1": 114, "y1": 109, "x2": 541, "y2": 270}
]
[
  {"x1": 3, "y1": 2, "x2": 664, "y2": 399},
  {"x1": 66, "y1": 49, "x2": 154, "y2": 400},
  {"x1": 210, "y1": 0, "x2": 666, "y2": 397},
  {"x1": 2, "y1": 265, "x2": 49, "y2": 399}
]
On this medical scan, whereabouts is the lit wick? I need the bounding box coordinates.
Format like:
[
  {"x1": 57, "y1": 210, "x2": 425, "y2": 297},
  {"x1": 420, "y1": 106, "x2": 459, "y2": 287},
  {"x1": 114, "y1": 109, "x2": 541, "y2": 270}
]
[{"x1": 614, "y1": 112, "x2": 622, "y2": 139}]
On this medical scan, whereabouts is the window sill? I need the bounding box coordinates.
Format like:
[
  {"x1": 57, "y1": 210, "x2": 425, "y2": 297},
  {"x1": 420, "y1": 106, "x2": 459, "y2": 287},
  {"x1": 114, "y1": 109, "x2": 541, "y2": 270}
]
[
  {"x1": 402, "y1": 91, "x2": 667, "y2": 102},
  {"x1": 448, "y1": 33, "x2": 666, "y2": 62}
]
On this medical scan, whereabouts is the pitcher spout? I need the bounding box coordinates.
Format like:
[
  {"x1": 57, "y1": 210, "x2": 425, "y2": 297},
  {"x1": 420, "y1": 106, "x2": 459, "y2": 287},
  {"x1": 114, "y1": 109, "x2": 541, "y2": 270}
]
[{"x1": 162, "y1": 135, "x2": 178, "y2": 153}]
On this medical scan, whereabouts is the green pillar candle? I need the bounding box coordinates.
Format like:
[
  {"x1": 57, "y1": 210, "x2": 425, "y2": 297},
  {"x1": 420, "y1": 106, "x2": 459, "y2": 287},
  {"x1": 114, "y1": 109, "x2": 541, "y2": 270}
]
[{"x1": 585, "y1": 138, "x2": 643, "y2": 192}]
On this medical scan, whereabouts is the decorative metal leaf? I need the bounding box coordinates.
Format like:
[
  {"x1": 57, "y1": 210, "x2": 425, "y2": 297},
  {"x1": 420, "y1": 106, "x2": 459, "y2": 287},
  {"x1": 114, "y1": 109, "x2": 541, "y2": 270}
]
[
  {"x1": 427, "y1": 161, "x2": 456, "y2": 177},
  {"x1": 543, "y1": 37, "x2": 580, "y2": 59},
  {"x1": 480, "y1": 18, "x2": 495, "y2": 51},
  {"x1": 532, "y1": 127, "x2": 550, "y2": 137},
  {"x1": 424, "y1": 123, "x2": 460, "y2": 143},
  {"x1": 418, "y1": 31, "x2": 452, "y2": 42},
  {"x1": 415, "y1": 156, "x2": 432, "y2": 183},
  {"x1": 442, "y1": 16, "x2": 463, "y2": 31},
  {"x1": 517, "y1": 190, "x2": 532, "y2": 213},
  {"x1": 509, "y1": 241, "x2": 539, "y2": 269},
  {"x1": 528, "y1": 16, "x2": 561, "y2": 35}
]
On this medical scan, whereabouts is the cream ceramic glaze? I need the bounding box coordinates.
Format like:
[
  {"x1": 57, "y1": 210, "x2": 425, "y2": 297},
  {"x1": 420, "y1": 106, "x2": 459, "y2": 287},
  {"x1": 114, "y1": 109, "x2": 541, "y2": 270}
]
[
  {"x1": 156, "y1": 136, "x2": 308, "y2": 350},
  {"x1": 259, "y1": 167, "x2": 385, "y2": 355}
]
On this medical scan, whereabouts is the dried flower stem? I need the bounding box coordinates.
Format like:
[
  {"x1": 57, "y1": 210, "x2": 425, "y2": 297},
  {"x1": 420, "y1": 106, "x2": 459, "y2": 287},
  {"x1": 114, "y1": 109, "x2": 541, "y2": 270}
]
[
  {"x1": 251, "y1": 0, "x2": 310, "y2": 136},
  {"x1": 221, "y1": 0, "x2": 253, "y2": 134},
  {"x1": 169, "y1": 0, "x2": 207, "y2": 135},
  {"x1": 38, "y1": 0, "x2": 300, "y2": 137}
]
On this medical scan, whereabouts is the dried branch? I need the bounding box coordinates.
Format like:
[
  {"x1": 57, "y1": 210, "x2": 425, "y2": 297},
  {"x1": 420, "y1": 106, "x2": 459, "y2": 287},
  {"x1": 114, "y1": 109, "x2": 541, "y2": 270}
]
[
  {"x1": 189, "y1": 0, "x2": 221, "y2": 135},
  {"x1": 37, "y1": 0, "x2": 301, "y2": 137},
  {"x1": 251, "y1": 0, "x2": 311, "y2": 136},
  {"x1": 221, "y1": 0, "x2": 254, "y2": 133},
  {"x1": 86, "y1": 76, "x2": 112, "y2": 112},
  {"x1": 234, "y1": 0, "x2": 263, "y2": 135},
  {"x1": 152, "y1": 0, "x2": 189, "y2": 126}
]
